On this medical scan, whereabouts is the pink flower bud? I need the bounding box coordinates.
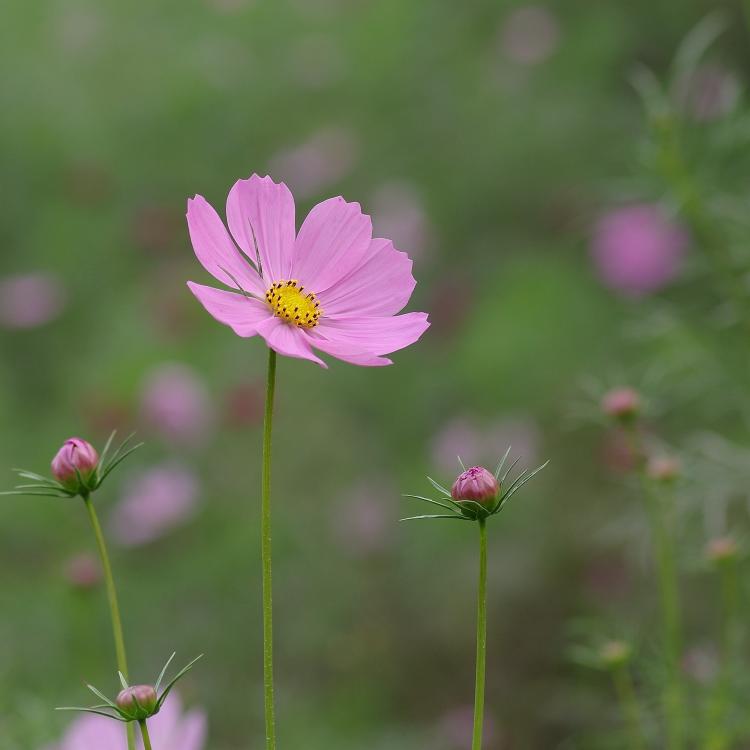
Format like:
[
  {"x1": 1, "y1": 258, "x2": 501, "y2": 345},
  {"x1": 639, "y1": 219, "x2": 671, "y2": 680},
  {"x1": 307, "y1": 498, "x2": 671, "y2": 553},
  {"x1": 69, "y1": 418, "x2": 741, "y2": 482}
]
[
  {"x1": 51, "y1": 438, "x2": 99, "y2": 490},
  {"x1": 647, "y1": 456, "x2": 681, "y2": 482},
  {"x1": 706, "y1": 537, "x2": 738, "y2": 564},
  {"x1": 451, "y1": 466, "x2": 500, "y2": 507},
  {"x1": 116, "y1": 685, "x2": 159, "y2": 719},
  {"x1": 601, "y1": 388, "x2": 641, "y2": 421}
]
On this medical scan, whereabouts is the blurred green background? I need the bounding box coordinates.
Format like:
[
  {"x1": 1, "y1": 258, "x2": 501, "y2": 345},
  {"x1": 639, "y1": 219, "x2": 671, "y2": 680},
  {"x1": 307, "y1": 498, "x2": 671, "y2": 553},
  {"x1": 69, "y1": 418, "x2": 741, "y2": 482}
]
[{"x1": 2, "y1": 0, "x2": 750, "y2": 748}]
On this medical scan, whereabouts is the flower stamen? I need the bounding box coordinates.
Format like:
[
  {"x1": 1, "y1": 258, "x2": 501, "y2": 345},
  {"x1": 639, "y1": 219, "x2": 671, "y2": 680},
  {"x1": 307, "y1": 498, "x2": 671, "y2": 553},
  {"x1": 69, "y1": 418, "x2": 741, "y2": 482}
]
[{"x1": 265, "y1": 279, "x2": 322, "y2": 328}]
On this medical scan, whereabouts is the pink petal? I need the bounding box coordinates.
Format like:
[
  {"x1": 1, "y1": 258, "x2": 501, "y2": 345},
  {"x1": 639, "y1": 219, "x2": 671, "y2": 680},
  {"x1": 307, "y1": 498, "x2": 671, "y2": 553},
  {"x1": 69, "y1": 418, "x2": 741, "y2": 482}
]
[
  {"x1": 226, "y1": 174, "x2": 295, "y2": 283},
  {"x1": 187, "y1": 281, "x2": 272, "y2": 337},
  {"x1": 317, "y1": 238, "x2": 416, "y2": 317},
  {"x1": 255, "y1": 316, "x2": 328, "y2": 367},
  {"x1": 304, "y1": 330, "x2": 393, "y2": 366},
  {"x1": 316, "y1": 312, "x2": 429, "y2": 356},
  {"x1": 171, "y1": 711, "x2": 208, "y2": 750},
  {"x1": 292, "y1": 196, "x2": 373, "y2": 293},
  {"x1": 186, "y1": 196, "x2": 265, "y2": 296}
]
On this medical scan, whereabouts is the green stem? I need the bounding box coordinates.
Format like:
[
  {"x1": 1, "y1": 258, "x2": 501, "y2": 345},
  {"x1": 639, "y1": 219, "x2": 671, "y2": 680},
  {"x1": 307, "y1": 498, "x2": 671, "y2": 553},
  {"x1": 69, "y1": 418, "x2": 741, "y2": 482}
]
[
  {"x1": 706, "y1": 558, "x2": 739, "y2": 750},
  {"x1": 612, "y1": 664, "x2": 647, "y2": 750},
  {"x1": 626, "y1": 430, "x2": 684, "y2": 750},
  {"x1": 472, "y1": 519, "x2": 488, "y2": 750},
  {"x1": 82, "y1": 495, "x2": 136, "y2": 750},
  {"x1": 262, "y1": 348, "x2": 277, "y2": 750},
  {"x1": 139, "y1": 719, "x2": 153, "y2": 750}
]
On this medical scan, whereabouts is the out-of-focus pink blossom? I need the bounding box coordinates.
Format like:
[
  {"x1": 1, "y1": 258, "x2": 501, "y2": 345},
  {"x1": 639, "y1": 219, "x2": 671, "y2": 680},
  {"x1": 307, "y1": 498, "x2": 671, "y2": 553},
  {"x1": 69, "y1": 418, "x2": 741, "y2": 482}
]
[
  {"x1": 333, "y1": 482, "x2": 392, "y2": 557},
  {"x1": 111, "y1": 464, "x2": 200, "y2": 547},
  {"x1": 371, "y1": 181, "x2": 432, "y2": 261},
  {"x1": 63, "y1": 553, "x2": 101, "y2": 589},
  {"x1": 438, "y1": 705, "x2": 497, "y2": 749},
  {"x1": 140, "y1": 363, "x2": 215, "y2": 448},
  {"x1": 591, "y1": 204, "x2": 689, "y2": 297},
  {"x1": 499, "y1": 5, "x2": 560, "y2": 66},
  {"x1": 601, "y1": 387, "x2": 641, "y2": 421},
  {"x1": 223, "y1": 382, "x2": 264, "y2": 428},
  {"x1": 431, "y1": 417, "x2": 539, "y2": 474},
  {"x1": 0, "y1": 273, "x2": 66, "y2": 330},
  {"x1": 47, "y1": 693, "x2": 206, "y2": 750},
  {"x1": 268, "y1": 128, "x2": 359, "y2": 199},
  {"x1": 680, "y1": 63, "x2": 740, "y2": 122}
]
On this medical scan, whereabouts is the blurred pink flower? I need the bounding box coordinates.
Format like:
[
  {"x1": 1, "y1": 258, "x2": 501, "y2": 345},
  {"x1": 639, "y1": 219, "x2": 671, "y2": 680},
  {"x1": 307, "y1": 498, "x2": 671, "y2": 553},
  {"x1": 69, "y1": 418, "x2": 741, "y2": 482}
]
[
  {"x1": 680, "y1": 63, "x2": 739, "y2": 122},
  {"x1": 431, "y1": 417, "x2": 539, "y2": 474},
  {"x1": 186, "y1": 174, "x2": 429, "y2": 367},
  {"x1": 48, "y1": 693, "x2": 206, "y2": 750},
  {"x1": 140, "y1": 363, "x2": 215, "y2": 448},
  {"x1": 591, "y1": 204, "x2": 688, "y2": 296},
  {"x1": 333, "y1": 482, "x2": 393, "y2": 557},
  {"x1": 223, "y1": 382, "x2": 264, "y2": 428},
  {"x1": 268, "y1": 128, "x2": 359, "y2": 199},
  {"x1": 438, "y1": 705, "x2": 497, "y2": 749},
  {"x1": 111, "y1": 464, "x2": 200, "y2": 547},
  {"x1": 499, "y1": 5, "x2": 560, "y2": 66},
  {"x1": 63, "y1": 553, "x2": 101, "y2": 590},
  {"x1": 0, "y1": 273, "x2": 66, "y2": 330},
  {"x1": 371, "y1": 181, "x2": 432, "y2": 261}
]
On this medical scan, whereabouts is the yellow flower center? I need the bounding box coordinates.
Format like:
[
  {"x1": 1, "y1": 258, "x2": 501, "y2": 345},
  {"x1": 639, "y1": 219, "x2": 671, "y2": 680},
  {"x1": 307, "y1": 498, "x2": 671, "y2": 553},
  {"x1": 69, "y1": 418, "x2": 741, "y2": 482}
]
[{"x1": 264, "y1": 279, "x2": 322, "y2": 328}]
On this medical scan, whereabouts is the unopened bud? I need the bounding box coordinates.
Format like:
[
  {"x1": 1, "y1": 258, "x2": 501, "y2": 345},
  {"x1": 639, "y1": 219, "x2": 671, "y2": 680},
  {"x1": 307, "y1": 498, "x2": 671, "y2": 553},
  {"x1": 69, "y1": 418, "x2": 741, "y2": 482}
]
[
  {"x1": 599, "y1": 640, "x2": 631, "y2": 669},
  {"x1": 647, "y1": 456, "x2": 681, "y2": 483},
  {"x1": 706, "y1": 537, "x2": 738, "y2": 565},
  {"x1": 116, "y1": 685, "x2": 158, "y2": 720},
  {"x1": 451, "y1": 466, "x2": 500, "y2": 508},
  {"x1": 51, "y1": 438, "x2": 99, "y2": 492},
  {"x1": 602, "y1": 388, "x2": 641, "y2": 422}
]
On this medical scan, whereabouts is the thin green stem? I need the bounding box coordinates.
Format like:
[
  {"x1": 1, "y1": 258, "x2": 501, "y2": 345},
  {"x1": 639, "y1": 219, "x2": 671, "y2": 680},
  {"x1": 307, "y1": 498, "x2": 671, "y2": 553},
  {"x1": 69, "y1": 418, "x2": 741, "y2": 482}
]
[
  {"x1": 706, "y1": 558, "x2": 739, "y2": 750},
  {"x1": 625, "y1": 429, "x2": 684, "y2": 750},
  {"x1": 472, "y1": 519, "x2": 488, "y2": 750},
  {"x1": 139, "y1": 719, "x2": 153, "y2": 750},
  {"x1": 612, "y1": 664, "x2": 647, "y2": 750},
  {"x1": 82, "y1": 495, "x2": 136, "y2": 750},
  {"x1": 262, "y1": 348, "x2": 277, "y2": 750}
]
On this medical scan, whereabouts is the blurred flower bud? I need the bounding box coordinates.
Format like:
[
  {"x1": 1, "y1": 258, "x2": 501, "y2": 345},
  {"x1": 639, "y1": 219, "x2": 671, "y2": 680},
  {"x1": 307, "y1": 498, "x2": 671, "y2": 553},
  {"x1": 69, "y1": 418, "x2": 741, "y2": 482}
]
[
  {"x1": 451, "y1": 466, "x2": 500, "y2": 507},
  {"x1": 116, "y1": 685, "x2": 159, "y2": 720},
  {"x1": 599, "y1": 640, "x2": 631, "y2": 669},
  {"x1": 51, "y1": 438, "x2": 99, "y2": 491},
  {"x1": 64, "y1": 553, "x2": 101, "y2": 590},
  {"x1": 706, "y1": 537, "x2": 739, "y2": 565},
  {"x1": 601, "y1": 388, "x2": 641, "y2": 422},
  {"x1": 647, "y1": 455, "x2": 681, "y2": 483}
]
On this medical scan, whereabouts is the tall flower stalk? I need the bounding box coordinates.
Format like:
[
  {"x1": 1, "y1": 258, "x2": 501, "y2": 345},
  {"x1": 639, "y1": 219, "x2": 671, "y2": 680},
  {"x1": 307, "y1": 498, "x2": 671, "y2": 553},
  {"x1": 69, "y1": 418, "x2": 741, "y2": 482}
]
[
  {"x1": 261, "y1": 348, "x2": 277, "y2": 749},
  {"x1": 184, "y1": 173, "x2": 430, "y2": 747},
  {"x1": 403, "y1": 455, "x2": 548, "y2": 750},
  {"x1": 82, "y1": 492, "x2": 136, "y2": 750},
  {"x1": 472, "y1": 518, "x2": 488, "y2": 750}
]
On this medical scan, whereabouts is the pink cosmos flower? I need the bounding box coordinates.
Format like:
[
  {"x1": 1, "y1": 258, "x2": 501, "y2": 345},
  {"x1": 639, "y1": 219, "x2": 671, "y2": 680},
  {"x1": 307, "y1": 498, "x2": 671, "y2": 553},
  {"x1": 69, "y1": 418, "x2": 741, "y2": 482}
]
[
  {"x1": 140, "y1": 362, "x2": 215, "y2": 448},
  {"x1": 0, "y1": 273, "x2": 66, "y2": 330},
  {"x1": 47, "y1": 693, "x2": 206, "y2": 750},
  {"x1": 110, "y1": 463, "x2": 200, "y2": 546},
  {"x1": 186, "y1": 174, "x2": 429, "y2": 367},
  {"x1": 591, "y1": 204, "x2": 688, "y2": 296}
]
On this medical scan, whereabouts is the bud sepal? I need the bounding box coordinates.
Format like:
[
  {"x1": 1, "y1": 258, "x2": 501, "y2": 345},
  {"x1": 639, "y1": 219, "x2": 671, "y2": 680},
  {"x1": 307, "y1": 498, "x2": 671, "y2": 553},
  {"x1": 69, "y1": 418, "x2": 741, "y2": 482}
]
[
  {"x1": 57, "y1": 652, "x2": 202, "y2": 723},
  {"x1": 402, "y1": 447, "x2": 549, "y2": 523},
  {"x1": 1, "y1": 431, "x2": 143, "y2": 500}
]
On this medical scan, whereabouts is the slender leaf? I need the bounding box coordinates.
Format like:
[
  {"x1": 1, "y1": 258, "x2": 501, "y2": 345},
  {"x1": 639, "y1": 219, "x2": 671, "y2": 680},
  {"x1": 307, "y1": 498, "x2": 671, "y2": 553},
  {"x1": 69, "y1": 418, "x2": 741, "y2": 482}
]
[
  {"x1": 426, "y1": 476, "x2": 451, "y2": 497},
  {"x1": 399, "y1": 514, "x2": 468, "y2": 522},
  {"x1": 156, "y1": 654, "x2": 204, "y2": 708},
  {"x1": 494, "y1": 446, "x2": 513, "y2": 480},
  {"x1": 155, "y1": 652, "x2": 176, "y2": 693},
  {"x1": 402, "y1": 494, "x2": 456, "y2": 512}
]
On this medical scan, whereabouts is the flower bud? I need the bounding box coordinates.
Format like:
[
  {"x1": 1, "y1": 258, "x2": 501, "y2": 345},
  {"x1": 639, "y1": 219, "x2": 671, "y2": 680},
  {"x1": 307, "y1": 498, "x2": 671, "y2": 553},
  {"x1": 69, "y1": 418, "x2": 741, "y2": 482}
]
[
  {"x1": 647, "y1": 455, "x2": 680, "y2": 483},
  {"x1": 599, "y1": 640, "x2": 631, "y2": 669},
  {"x1": 51, "y1": 438, "x2": 99, "y2": 491},
  {"x1": 451, "y1": 466, "x2": 500, "y2": 508},
  {"x1": 601, "y1": 388, "x2": 641, "y2": 422},
  {"x1": 706, "y1": 537, "x2": 738, "y2": 565},
  {"x1": 116, "y1": 685, "x2": 159, "y2": 720}
]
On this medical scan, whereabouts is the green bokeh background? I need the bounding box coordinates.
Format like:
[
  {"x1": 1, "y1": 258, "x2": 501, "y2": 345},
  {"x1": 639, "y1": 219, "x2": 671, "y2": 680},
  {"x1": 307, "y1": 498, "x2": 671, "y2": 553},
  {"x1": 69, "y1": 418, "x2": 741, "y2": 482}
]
[{"x1": 1, "y1": 1, "x2": 746, "y2": 748}]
